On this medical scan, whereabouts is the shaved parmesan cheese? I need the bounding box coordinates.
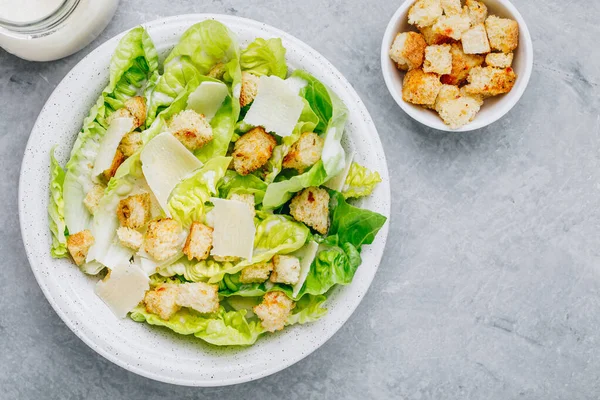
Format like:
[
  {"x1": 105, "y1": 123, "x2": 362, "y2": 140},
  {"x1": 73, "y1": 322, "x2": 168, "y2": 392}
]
[
  {"x1": 285, "y1": 76, "x2": 307, "y2": 94},
  {"x1": 140, "y1": 132, "x2": 203, "y2": 215},
  {"x1": 209, "y1": 197, "x2": 256, "y2": 260},
  {"x1": 324, "y1": 152, "x2": 355, "y2": 192},
  {"x1": 244, "y1": 75, "x2": 304, "y2": 137},
  {"x1": 292, "y1": 241, "x2": 320, "y2": 297},
  {"x1": 96, "y1": 262, "x2": 150, "y2": 318},
  {"x1": 186, "y1": 81, "x2": 229, "y2": 121},
  {"x1": 92, "y1": 117, "x2": 135, "y2": 178}
]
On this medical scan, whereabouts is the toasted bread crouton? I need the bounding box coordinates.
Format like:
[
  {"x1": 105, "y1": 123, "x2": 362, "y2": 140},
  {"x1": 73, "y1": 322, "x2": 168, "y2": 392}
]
[
  {"x1": 463, "y1": 66, "x2": 517, "y2": 96},
  {"x1": 253, "y1": 291, "x2": 295, "y2": 332},
  {"x1": 67, "y1": 230, "x2": 95, "y2": 266},
  {"x1": 485, "y1": 52, "x2": 513, "y2": 68},
  {"x1": 419, "y1": 25, "x2": 454, "y2": 45},
  {"x1": 230, "y1": 193, "x2": 256, "y2": 218},
  {"x1": 116, "y1": 227, "x2": 143, "y2": 251},
  {"x1": 431, "y1": 9, "x2": 471, "y2": 41},
  {"x1": 183, "y1": 222, "x2": 213, "y2": 261},
  {"x1": 408, "y1": 0, "x2": 443, "y2": 29},
  {"x1": 389, "y1": 32, "x2": 427, "y2": 71},
  {"x1": 459, "y1": 86, "x2": 484, "y2": 106},
  {"x1": 434, "y1": 84, "x2": 460, "y2": 112},
  {"x1": 282, "y1": 132, "x2": 325, "y2": 173},
  {"x1": 423, "y1": 44, "x2": 452, "y2": 75},
  {"x1": 106, "y1": 107, "x2": 133, "y2": 126},
  {"x1": 436, "y1": 95, "x2": 482, "y2": 129},
  {"x1": 176, "y1": 282, "x2": 219, "y2": 314},
  {"x1": 84, "y1": 184, "x2": 105, "y2": 215},
  {"x1": 441, "y1": 0, "x2": 462, "y2": 15},
  {"x1": 208, "y1": 63, "x2": 227, "y2": 80},
  {"x1": 270, "y1": 255, "x2": 301, "y2": 285},
  {"x1": 144, "y1": 218, "x2": 183, "y2": 261},
  {"x1": 102, "y1": 149, "x2": 125, "y2": 182},
  {"x1": 485, "y1": 15, "x2": 519, "y2": 53},
  {"x1": 289, "y1": 187, "x2": 330, "y2": 235},
  {"x1": 240, "y1": 261, "x2": 273, "y2": 284},
  {"x1": 232, "y1": 127, "x2": 277, "y2": 176},
  {"x1": 441, "y1": 43, "x2": 484, "y2": 85},
  {"x1": 168, "y1": 110, "x2": 213, "y2": 151},
  {"x1": 144, "y1": 284, "x2": 181, "y2": 320},
  {"x1": 465, "y1": 0, "x2": 488, "y2": 25},
  {"x1": 461, "y1": 23, "x2": 491, "y2": 54},
  {"x1": 123, "y1": 96, "x2": 147, "y2": 128},
  {"x1": 240, "y1": 71, "x2": 260, "y2": 108},
  {"x1": 118, "y1": 130, "x2": 142, "y2": 157},
  {"x1": 117, "y1": 193, "x2": 151, "y2": 229},
  {"x1": 402, "y1": 68, "x2": 443, "y2": 106}
]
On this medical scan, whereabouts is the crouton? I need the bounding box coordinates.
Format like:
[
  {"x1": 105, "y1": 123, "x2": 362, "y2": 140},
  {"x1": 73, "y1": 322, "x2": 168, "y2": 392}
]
[
  {"x1": 168, "y1": 110, "x2": 213, "y2": 151},
  {"x1": 84, "y1": 184, "x2": 105, "y2": 215},
  {"x1": 270, "y1": 255, "x2": 301, "y2": 285},
  {"x1": 289, "y1": 187, "x2": 330, "y2": 235},
  {"x1": 463, "y1": 66, "x2": 517, "y2": 96},
  {"x1": 240, "y1": 71, "x2": 260, "y2": 108},
  {"x1": 232, "y1": 127, "x2": 277, "y2": 176},
  {"x1": 176, "y1": 282, "x2": 219, "y2": 314},
  {"x1": 441, "y1": 0, "x2": 462, "y2": 15},
  {"x1": 402, "y1": 68, "x2": 443, "y2": 106},
  {"x1": 461, "y1": 23, "x2": 491, "y2": 54},
  {"x1": 282, "y1": 132, "x2": 325, "y2": 173},
  {"x1": 230, "y1": 193, "x2": 256, "y2": 218},
  {"x1": 67, "y1": 230, "x2": 95, "y2": 266},
  {"x1": 118, "y1": 130, "x2": 142, "y2": 157},
  {"x1": 116, "y1": 227, "x2": 143, "y2": 251},
  {"x1": 144, "y1": 284, "x2": 181, "y2": 320},
  {"x1": 389, "y1": 32, "x2": 427, "y2": 71},
  {"x1": 423, "y1": 44, "x2": 452, "y2": 75},
  {"x1": 144, "y1": 218, "x2": 183, "y2": 261},
  {"x1": 208, "y1": 63, "x2": 226, "y2": 80},
  {"x1": 465, "y1": 0, "x2": 488, "y2": 25},
  {"x1": 419, "y1": 25, "x2": 454, "y2": 45},
  {"x1": 183, "y1": 222, "x2": 213, "y2": 261},
  {"x1": 408, "y1": 0, "x2": 443, "y2": 29},
  {"x1": 485, "y1": 15, "x2": 519, "y2": 53},
  {"x1": 253, "y1": 291, "x2": 295, "y2": 332},
  {"x1": 436, "y1": 95, "x2": 482, "y2": 129},
  {"x1": 431, "y1": 10, "x2": 471, "y2": 41},
  {"x1": 240, "y1": 261, "x2": 273, "y2": 284},
  {"x1": 434, "y1": 84, "x2": 460, "y2": 112},
  {"x1": 441, "y1": 43, "x2": 484, "y2": 85},
  {"x1": 117, "y1": 193, "x2": 151, "y2": 229},
  {"x1": 123, "y1": 96, "x2": 147, "y2": 128},
  {"x1": 459, "y1": 86, "x2": 484, "y2": 106},
  {"x1": 106, "y1": 108, "x2": 132, "y2": 126},
  {"x1": 102, "y1": 149, "x2": 125, "y2": 182},
  {"x1": 485, "y1": 52, "x2": 514, "y2": 68}
]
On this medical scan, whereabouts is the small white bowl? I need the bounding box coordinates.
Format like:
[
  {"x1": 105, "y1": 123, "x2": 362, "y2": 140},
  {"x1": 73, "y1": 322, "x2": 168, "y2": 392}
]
[{"x1": 381, "y1": 0, "x2": 533, "y2": 132}]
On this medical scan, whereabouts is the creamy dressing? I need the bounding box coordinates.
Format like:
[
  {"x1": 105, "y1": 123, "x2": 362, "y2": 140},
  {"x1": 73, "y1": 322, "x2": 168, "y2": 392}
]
[{"x1": 0, "y1": 0, "x2": 64, "y2": 23}]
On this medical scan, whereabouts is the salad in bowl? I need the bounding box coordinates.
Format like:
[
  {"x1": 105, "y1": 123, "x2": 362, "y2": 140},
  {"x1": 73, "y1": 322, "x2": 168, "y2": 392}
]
[{"x1": 48, "y1": 20, "x2": 387, "y2": 347}]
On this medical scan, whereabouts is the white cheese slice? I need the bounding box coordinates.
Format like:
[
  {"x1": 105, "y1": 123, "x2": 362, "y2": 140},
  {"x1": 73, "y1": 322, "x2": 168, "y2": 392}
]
[
  {"x1": 186, "y1": 81, "x2": 229, "y2": 121},
  {"x1": 92, "y1": 117, "x2": 135, "y2": 178},
  {"x1": 243, "y1": 75, "x2": 304, "y2": 137},
  {"x1": 292, "y1": 241, "x2": 320, "y2": 297},
  {"x1": 95, "y1": 262, "x2": 150, "y2": 318},
  {"x1": 140, "y1": 132, "x2": 203, "y2": 215},
  {"x1": 209, "y1": 197, "x2": 256, "y2": 260},
  {"x1": 285, "y1": 76, "x2": 307, "y2": 94},
  {"x1": 324, "y1": 152, "x2": 355, "y2": 192}
]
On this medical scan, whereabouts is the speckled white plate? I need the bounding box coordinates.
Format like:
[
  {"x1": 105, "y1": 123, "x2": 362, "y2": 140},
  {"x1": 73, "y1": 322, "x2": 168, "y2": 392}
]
[{"x1": 19, "y1": 15, "x2": 390, "y2": 386}]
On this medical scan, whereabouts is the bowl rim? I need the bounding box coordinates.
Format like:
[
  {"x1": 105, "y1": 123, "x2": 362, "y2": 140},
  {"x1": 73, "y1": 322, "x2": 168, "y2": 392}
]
[{"x1": 380, "y1": 0, "x2": 534, "y2": 132}]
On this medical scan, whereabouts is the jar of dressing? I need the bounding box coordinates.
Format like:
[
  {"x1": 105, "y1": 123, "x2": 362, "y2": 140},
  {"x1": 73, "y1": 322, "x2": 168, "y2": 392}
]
[{"x1": 0, "y1": 0, "x2": 119, "y2": 61}]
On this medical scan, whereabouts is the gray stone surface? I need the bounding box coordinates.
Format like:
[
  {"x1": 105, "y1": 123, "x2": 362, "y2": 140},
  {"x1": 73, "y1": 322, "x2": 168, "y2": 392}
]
[{"x1": 1, "y1": 0, "x2": 599, "y2": 398}]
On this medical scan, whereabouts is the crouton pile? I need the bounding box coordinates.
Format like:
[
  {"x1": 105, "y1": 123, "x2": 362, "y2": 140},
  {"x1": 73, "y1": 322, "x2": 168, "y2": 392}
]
[{"x1": 390, "y1": 0, "x2": 519, "y2": 129}]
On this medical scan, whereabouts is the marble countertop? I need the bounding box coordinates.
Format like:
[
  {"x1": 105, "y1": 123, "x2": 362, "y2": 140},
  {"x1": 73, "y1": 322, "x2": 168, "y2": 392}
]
[{"x1": 1, "y1": 0, "x2": 599, "y2": 398}]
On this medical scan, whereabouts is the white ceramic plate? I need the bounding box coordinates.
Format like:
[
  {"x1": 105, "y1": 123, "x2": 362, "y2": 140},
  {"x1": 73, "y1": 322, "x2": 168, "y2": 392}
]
[{"x1": 19, "y1": 14, "x2": 390, "y2": 387}]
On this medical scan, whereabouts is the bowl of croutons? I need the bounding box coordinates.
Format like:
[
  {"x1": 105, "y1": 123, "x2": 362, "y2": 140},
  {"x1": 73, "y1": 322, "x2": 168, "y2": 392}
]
[{"x1": 381, "y1": 0, "x2": 532, "y2": 131}]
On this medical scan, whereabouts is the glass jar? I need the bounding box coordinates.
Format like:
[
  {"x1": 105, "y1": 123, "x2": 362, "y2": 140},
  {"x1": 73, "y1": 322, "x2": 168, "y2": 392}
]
[{"x1": 0, "y1": 0, "x2": 119, "y2": 61}]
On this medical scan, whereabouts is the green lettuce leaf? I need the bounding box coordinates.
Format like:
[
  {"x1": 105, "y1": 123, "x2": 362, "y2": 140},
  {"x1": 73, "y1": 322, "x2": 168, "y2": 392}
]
[
  {"x1": 157, "y1": 257, "x2": 237, "y2": 282},
  {"x1": 342, "y1": 162, "x2": 382, "y2": 199},
  {"x1": 48, "y1": 147, "x2": 68, "y2": 258},
  {"x1": 262, "y1": 161, "x2": 328, "y2": 209},
  {"x1": 240, "y1": 38, "x2": 287, "y2": 78},
  {"x1": 287, "y1": 294, "x2": 328, "y2": 325},
  {"x1": 218, "y1": 170, "x2": 268, "y2": 204}
]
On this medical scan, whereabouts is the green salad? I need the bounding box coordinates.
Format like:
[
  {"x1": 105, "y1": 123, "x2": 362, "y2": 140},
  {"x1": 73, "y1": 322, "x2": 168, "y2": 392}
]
[{"x1": 48, "y1": 21, "x2": 387, "y2": 346}]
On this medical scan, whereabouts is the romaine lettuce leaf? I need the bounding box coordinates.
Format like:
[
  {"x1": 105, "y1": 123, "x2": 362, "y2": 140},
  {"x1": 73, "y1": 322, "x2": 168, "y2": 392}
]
[
  {"x1": 48, "y1": 147, "x2": 68, "y2": 258},
  {"x1": 218, "y1": 170, "x2": 268, "y2": 204},
  {"x1": 240, "y1": 38, "x2": 287, "y2": 79},
  {"x1": 342, "y1": 162, "x2": 382, "y2": 199}
]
